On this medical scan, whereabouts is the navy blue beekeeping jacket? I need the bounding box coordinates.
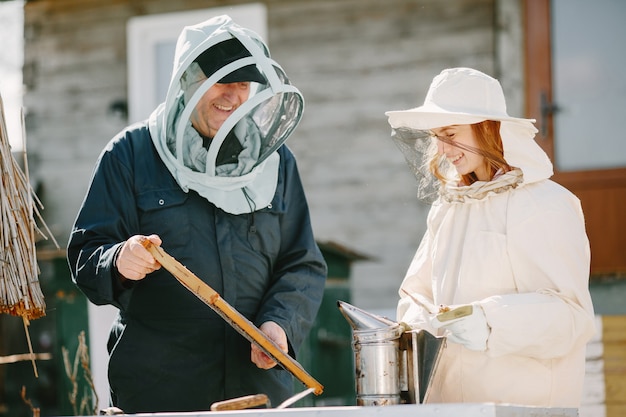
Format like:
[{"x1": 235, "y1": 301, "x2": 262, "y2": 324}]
[{"x1": 67, "y1": 122, "x2": 327, "y2": 413}]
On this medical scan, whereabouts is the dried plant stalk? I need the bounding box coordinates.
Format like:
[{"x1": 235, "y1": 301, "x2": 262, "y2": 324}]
[
  {"x1": 21, "y1": 386, "x2": 41, "y2": 417},
  {"x1": 63, "y1": 331, "x2": 99, "y2": 416},
  {"x1": 1, "y1": 91, "x2": 58, "y2": 378},
  {"x1": 0, "y1": 92, "x2": 55, "y2": 320}
]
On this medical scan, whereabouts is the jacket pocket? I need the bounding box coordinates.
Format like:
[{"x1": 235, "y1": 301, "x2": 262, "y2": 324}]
[
  {"x1": 137, "y1": 188, "x2": 188, "y2": 212},
  {"x1": 247, "y1": 201, "x2": 283, "y2": 258},
  {"x1": 136, "y1": 188, "x2": 190, "y2": 247}
]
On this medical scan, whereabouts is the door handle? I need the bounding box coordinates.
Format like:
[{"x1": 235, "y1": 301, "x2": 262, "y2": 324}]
[{"x1": 540, "y1": 91, "x2": 560, "y2": 138}]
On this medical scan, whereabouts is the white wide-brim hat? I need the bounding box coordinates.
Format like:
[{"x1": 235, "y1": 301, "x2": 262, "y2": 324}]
[
  {"x1": 386, "y1": 67, "x2": 535, "y2": 129},
  {"x1": 385, "y1": 67, "x2": 553, "y2": 185}
]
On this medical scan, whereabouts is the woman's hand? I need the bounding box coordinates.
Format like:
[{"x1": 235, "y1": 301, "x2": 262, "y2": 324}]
[{"x1": 431, "y1": 303, "x2": 490, "y2": 351}]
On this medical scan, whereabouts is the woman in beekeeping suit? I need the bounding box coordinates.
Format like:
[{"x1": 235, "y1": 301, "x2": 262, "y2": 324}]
[
  {"x1": 386, "y1": 67, "x2": 595, "y2": 407},
  {"x1": 68, "y1": 15, "x2": 326, "y2": 413}
]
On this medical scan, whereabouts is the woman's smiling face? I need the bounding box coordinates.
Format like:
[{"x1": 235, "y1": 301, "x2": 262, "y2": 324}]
[{"x1": 433, "y1": 124, "x2": 490, "y2": 181}]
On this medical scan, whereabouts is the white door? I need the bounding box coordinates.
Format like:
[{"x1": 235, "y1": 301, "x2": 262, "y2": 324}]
[{"x1": 127, "y1": 4, "x2": 267, "y2": 123}]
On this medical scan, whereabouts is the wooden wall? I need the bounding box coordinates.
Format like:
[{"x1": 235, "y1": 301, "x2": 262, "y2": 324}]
[{"x1": 22, "y1": 0, "x2": 509, "y2": 310}]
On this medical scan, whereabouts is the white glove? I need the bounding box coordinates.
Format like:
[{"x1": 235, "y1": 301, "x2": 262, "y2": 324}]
[{"x1": 430, "y1": 303, "x2": 490, "y2": 351}]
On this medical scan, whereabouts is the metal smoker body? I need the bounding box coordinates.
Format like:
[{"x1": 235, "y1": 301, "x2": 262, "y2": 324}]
[
  {"x1": 338, "y1": 301, "x2": 444, "y2": 406},
  {"x1": 351, "y1": 315, "x2": 403, "y2": 406}
]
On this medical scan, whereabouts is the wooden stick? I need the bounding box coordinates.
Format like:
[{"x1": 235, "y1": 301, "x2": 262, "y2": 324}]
[
  {"x1": 22, "y1": 317, "x2": 38, "y2": 377},
  {"x1": 210, "y1": 394, "x2": 269, "y2": 411},
  {"x1": 0, "y1": 352, "x2": 52, "y2": 365},
  {"x1": 139, "y1": 238, "x2": 324, "y2": 396}
]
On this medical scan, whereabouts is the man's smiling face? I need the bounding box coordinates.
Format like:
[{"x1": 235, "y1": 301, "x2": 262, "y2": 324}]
[{"x1": 190, "y1": 81, "x2": 251, "y2": 138}]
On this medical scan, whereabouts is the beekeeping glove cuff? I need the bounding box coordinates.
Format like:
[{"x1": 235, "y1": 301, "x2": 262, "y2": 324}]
[{"x1": 430, "y1": 303, "x2": 490, "y2": 351}]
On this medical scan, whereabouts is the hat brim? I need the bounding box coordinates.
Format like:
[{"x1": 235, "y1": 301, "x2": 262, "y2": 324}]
[
  {"x1": 385, "y1": 105, "x2": 535, "y2": 131},
  {"x1": 218, "y1": 64, "x2": 266, "y2": 84}
]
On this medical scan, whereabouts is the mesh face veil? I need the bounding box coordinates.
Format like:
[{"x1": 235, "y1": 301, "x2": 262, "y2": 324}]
[
  {"x1": 391, "y1": 125, "x2": 518, "y2": 203},
  {"x1": 386, "y1": 68, "x2": 554, "y2": 198},
  {"x1": 391, "y1": 127, "x2": 450, "y2": 204},
  {"x1": 149, "y1": 16, "x2": 305, "y2": 214},
  {"x1": 164, "y1": 33, "x2": 303, "y2": 179}
]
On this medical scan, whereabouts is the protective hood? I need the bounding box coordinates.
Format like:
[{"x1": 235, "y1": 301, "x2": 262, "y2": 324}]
[
  {"x1": 148, "y1": 15, "x2": 304, "y2": 214},
  {"x1": 385, "y1": 68, "x2": 553, "y2": 203}
]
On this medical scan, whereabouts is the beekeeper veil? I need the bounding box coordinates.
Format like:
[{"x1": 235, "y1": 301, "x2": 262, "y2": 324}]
[
  {"x1": 148, "y1": 15, "x2": 304, "y2": 214},
  {"x1": 385, "y1": 67, "x2": 554, "y2": 204}
]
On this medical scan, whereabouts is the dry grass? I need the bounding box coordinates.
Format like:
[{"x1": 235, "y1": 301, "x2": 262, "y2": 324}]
[{"x1": 0, "y1": 91, "x2": 58, "y2": 377}]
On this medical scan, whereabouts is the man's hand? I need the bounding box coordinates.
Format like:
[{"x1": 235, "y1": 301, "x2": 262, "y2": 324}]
[
  {"x1": 115, "y1": 234, "x2": 162, "y2": 281},
  {"x1": 251, "y1": 321, "x2": 288, "y2": 369}
]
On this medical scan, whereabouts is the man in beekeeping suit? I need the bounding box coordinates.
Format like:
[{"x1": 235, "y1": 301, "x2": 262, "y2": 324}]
[{"x1": 68, "y1": 15, "x2": 326, "y2": 413}]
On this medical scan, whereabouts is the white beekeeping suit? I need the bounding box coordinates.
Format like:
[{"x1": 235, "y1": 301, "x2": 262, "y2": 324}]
[{"x1": 386, "y1": 68, "x2": 595, "y2": 407}]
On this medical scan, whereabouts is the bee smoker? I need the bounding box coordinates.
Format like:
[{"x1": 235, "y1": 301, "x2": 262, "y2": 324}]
[{"x1": 337, "y1": 301, "x2": 444, "y2": 406}]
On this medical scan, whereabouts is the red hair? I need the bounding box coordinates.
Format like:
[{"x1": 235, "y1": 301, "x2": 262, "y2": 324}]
[{"x1": 429, "y1": 120, "x2": 511, "y2": 186}]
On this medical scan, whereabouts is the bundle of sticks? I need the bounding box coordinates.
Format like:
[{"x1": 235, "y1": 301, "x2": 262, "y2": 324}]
[{"x1": 0, "y1": 91, "x2": 57, "y2": 375}]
